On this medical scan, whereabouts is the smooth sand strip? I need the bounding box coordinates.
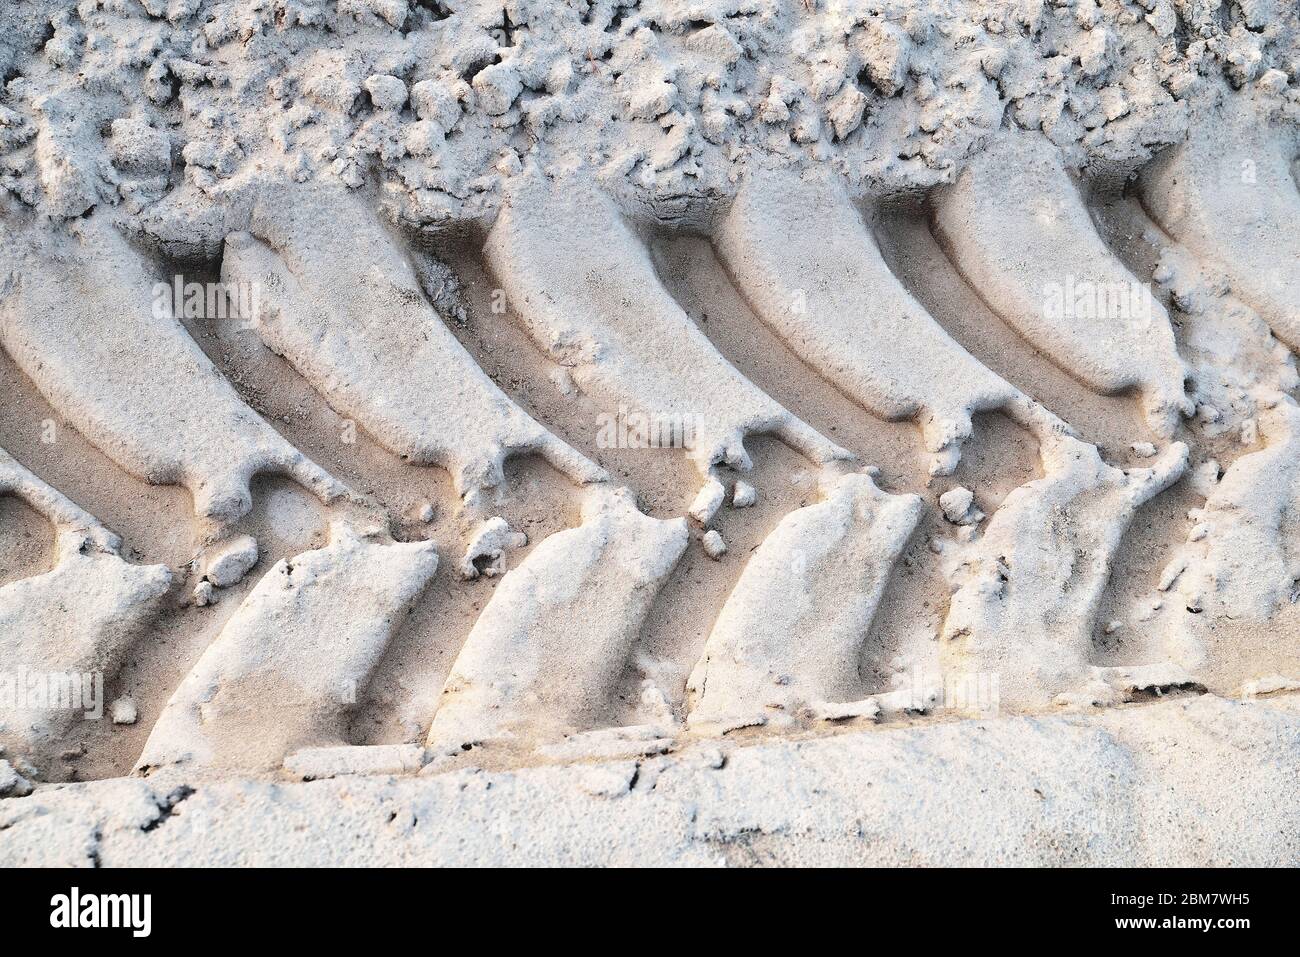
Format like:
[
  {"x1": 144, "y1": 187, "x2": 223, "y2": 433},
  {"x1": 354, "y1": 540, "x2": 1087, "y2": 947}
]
[
  {"x1": 484, "y1": 173, "x2": 851, "y2": 481},
  {"x1": 1139, "y1": 93, "x2": 1300, "y2": 350},
  {"x1": 933, "y1": 129, "x2": 1192, "y2": 437},
  {"x1": 7, "y1": 695, "x2": 1299, "y2": 867},
  {"x1": 941, "y1": 435, "x2": 1187, "y2": 708},
  {"x1": 0, "y1": 220, "x2": 345, "y2": 530},
  {"x1": 686, "y1": 471, "x2": 922, "y2": 732},
  {"x1": 227, "y1": 185, "x2": 605, "y2": 503},
  {"x1": 428, "y1": 486, "x2": 687, "y2": 749},
  {"x1": 136, "y1": 525, "x2": 437, "y2": 774},
  {"x1": 0, "y1": 447, "x2": 171, "y2": 777},
  {"x1": 717, "y1": 168, "x2": 1064, "y2": 476}
]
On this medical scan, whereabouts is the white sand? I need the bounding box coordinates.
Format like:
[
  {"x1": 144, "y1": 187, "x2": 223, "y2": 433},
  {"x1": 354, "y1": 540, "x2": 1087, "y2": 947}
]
[{"x1": 0, "y1": 0, "x2": 1298, "y2": 866}]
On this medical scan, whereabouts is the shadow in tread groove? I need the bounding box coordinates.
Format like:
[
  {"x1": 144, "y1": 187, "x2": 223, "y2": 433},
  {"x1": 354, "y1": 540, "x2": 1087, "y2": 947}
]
[{"x1": 0, "y1": 494, "x2": 54, "y2": 588}]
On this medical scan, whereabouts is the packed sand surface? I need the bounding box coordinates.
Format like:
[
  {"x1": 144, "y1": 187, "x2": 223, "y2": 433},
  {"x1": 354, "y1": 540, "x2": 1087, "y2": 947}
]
[{"x1": 1, "y1": 0, "x2": 1299, "y2": 866}]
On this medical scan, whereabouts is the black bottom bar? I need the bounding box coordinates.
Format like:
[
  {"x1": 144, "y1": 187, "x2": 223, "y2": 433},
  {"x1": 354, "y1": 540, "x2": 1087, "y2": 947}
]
[{"x1": 0, "y1": 867, "x2": 1279, "y2": 943}]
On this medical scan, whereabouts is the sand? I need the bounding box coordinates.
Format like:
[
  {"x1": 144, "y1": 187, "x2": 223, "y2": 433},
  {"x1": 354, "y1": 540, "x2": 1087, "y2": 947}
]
[{"x1": 0, "y1": 0, "x2": 1299, "y2": 866}]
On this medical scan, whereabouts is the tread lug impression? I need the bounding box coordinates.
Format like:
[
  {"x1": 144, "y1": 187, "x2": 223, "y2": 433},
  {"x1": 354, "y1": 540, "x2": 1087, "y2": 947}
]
[
  {"x1": 933, "y1": 129, "x2": 1193, "y2": 437},
  {"x1": 717, "y1": 167, "x2": 1066, "y2": 475},
  {"x1": 428, "y1": 486, "x2": 688, "y2": 751},
  {"x1": 225, "y1": 184, "x2": 606, "y2": 508},
  {"x1": 484, "y1": 173, "x2": 853, "y2": 490},
  {"x1": 941, "y1": 436, "x2": 1188, "y2": 708},
  {"x1": 686, "y1": 471, "x2": 923, "y2": 733},
  {"x1": 1139, "y1": 94, "x2": 1300, "y2": 350},
  {"x1": 0, "y1": 447, "x2": 171, "y2": 779},
  {"x1": 0, "y1": 221, "x2": 346, "y2": 535},
  {"x1": 136, "y1": 525, "x2": 437, "y2": 774}
]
